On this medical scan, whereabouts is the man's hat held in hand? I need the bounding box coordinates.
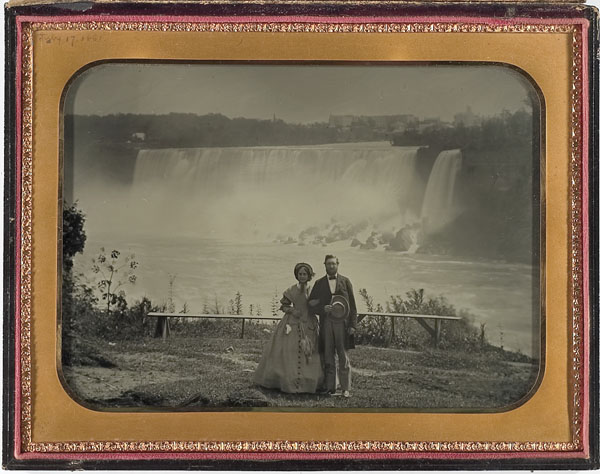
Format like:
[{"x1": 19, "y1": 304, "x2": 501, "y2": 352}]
[{"x1": 330, "y1": 294, "x2": 350, "y2": 321}]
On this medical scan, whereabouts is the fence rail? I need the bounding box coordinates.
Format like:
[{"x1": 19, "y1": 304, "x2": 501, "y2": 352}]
[{"x1": 147, "y1": 311, "x2": 462, "y2": 346}]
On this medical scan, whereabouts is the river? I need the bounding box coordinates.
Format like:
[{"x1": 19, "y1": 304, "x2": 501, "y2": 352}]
[{"x1": 74, "y1": 235, "x2": 539, "y2": 357}]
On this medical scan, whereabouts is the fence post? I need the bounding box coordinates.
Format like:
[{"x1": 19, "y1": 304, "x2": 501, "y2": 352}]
[
  {"x1": 434, "y1": 319, "x2": 441, "y2": 348},
  {"x1": 164, "y1": 317, "x2": 172, "y2": 340},
  {"x1": 154, "y1": 316, "x2": 171, "y2": 340},
  {"x1": 240, "y1": 318, "x2": 246, "y2": 339}
]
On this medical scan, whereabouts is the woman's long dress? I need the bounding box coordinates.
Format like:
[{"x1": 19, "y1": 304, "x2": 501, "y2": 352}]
[{"x1": 254, "y1": 284, "x2": 323, "y2": 393}]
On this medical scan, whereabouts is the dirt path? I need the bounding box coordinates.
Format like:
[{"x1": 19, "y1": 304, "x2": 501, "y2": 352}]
[
  {"x1": 64, "y1": 366, "x2": 200, "y2": 403},
  {"x1": 62, "y1": 336, "x2": 538, "y2": 409}
]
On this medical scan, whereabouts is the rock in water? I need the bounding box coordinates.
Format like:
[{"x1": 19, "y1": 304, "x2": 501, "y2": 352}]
[
  {"x1": 360, "y1": 234, "x2": 378, "y2": 250},
  {"x1": 350, "y1": 238, "x2": 362, "y2": 247},
  {"x1": 387, "y1": 226, "x2": 419, "y2": 251}
]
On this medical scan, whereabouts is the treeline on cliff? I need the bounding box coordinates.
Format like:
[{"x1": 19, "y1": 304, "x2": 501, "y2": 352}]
[
  {"x1": 392, "y1": 109, "x2": 534, "y2": 151},
  {"x1": 64, "y1": 113, "x2": 390, "y2": 148},
  {"x1": 65, "y1": 109, "x2": 534, "y2": 150}
]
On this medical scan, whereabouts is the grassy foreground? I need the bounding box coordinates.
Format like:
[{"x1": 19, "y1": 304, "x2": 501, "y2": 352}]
[{"x1": 62, "y1": 335, "x2": 539, "y2": 411}]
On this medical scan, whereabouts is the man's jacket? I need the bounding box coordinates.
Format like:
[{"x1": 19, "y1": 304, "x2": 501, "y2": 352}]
[{"x1": 309, "y1": 274, "x2": 357, "y2": 350}]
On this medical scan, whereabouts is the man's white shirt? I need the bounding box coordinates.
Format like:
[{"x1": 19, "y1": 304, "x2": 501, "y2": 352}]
[{"x1": 328, "y1": 274, "x2": 337, "y2": 294}]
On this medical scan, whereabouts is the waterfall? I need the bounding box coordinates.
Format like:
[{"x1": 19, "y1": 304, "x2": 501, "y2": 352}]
[
  {"x1": 133, "y1": 144, "x2": 420, "y2": 196},
  {"x1": 420, "y1": 149, "x2": 463, "y2": 234},
  {"x1": 130, "y1": 143, "x2": 424, "y2": 239}
]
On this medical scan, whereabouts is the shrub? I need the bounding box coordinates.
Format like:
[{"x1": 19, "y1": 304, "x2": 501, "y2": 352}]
[
  {"x1": 437, "y1": 310, "x2": 483, "y2": 352},
  {"x1": 355, "y1": 288, "x2": 390, "y2": 346},
  {"x1": 91, "y1": 248, "x2": 138, "y2": 317},
  {"x1": 355, "y1": 314, "x2": 391, "y2": 346},
  {"x1": 356, "y1": 288, "x2": 485, "y2": 352}
]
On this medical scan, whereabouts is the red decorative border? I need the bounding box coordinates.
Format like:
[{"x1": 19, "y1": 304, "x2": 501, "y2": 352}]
[{"x1": 13, "y1": 14, "x2": 591, "y2": 461}]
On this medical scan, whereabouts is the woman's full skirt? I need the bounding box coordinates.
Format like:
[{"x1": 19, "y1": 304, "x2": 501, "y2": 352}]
[{"x1": 254, "y1": 312, "x2": 323, "y2": 393}]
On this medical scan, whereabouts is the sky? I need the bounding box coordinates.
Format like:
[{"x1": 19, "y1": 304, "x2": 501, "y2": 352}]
[{"x1": 64, "y1": 63, "x2": 536, "y2": 123}]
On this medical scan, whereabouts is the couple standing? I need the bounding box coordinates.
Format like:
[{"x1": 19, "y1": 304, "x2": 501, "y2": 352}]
[{"x1": 254, "y1": 255, "x2": 357, "y2": 398}]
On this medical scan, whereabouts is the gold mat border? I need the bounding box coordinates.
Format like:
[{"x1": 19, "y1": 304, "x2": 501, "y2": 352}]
[{"x1": 17, "y1": 19, "x2": 585, "y2": 455}]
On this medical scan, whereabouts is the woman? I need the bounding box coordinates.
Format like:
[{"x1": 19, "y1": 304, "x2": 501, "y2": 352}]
[{"x1": 254, "y1": 263, "x2": 323, "y2": 393}]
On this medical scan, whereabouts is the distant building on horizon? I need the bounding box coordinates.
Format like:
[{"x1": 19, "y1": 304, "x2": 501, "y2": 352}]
[
  {"x1": 453, "y1": 106, "x2": 482, "y2": 128},
  {"x1": 130, "y1": 132, "x2": 146, "y2": 142},
  {"x1": 328, "y1": 114, "x2": 418, "y2": 131},
  {"x1": 415, "y1": 118, "x2": 453, "y2": 133},
  {"x1": 328, "y1": 114, "x2": 356, "y2": 128}
]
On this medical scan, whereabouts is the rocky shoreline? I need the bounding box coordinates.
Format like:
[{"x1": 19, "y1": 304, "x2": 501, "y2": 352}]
[{"x1": 271, "y1": 215, "x2": 532, "y2": 264}]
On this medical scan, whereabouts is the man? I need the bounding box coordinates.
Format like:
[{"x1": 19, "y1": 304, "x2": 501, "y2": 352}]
[{"x1": 308, "y1": 254, "x2": 357, "y2": 398}]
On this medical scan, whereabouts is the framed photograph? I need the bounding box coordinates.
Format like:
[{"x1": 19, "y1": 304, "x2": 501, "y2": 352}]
[{"x1": 3, "y1": 0, "x2": 599, "y2": 469}]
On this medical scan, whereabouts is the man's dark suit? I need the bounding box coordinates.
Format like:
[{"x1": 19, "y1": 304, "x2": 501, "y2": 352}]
[
  {"x1": 309, "y1": 273, "x2": 357, "y2": 393},
  {"x1": 309, "y1": 274, "x2": 357, "y2": 350}
]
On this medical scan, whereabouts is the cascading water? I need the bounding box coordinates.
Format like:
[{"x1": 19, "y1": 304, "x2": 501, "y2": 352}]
[
  {"x1": 130, "y1": 143, "x2": 425, "y2": 240},
  {"x1": 420, "y1": 149, "x2": 463, "y2": 235}
]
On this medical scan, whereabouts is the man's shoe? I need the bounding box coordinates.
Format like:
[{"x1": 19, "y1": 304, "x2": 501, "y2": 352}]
[{"x1": 342, "y1": 390, "x2": 350, "y2": 398}]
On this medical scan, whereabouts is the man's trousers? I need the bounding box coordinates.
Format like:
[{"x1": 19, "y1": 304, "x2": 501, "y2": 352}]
[{"x1": 322, "y1": 318, "x2": 351, "y2": 392}]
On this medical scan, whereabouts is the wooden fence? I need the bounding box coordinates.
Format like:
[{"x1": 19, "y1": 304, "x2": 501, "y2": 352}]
[{"x1": 147, "y1": 311, "x2": 462, "y2": 347}]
